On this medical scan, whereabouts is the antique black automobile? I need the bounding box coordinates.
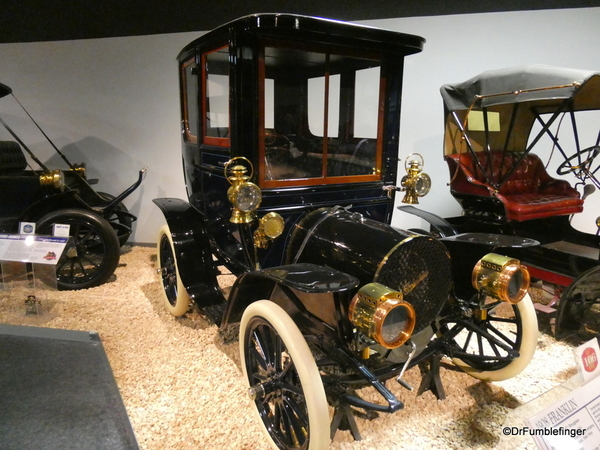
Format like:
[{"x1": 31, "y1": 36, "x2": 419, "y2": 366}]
[
  {"x1": 402, "y1": 65, "x2": 600, "y2": 338},
  {"x1": 0, "y1": 82, "x2": 146, "y2": 289},
  {"x1": 153, "y1": 14, "x2": 538, "y2": 449}
]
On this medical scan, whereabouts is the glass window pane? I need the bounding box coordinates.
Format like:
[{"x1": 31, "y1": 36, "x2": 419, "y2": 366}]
[
  {"x1": 182, "y1": 59, "x2": 198, "y2": 142},
  {"x1": 354, "y1": 67, "x2": 380, "y2": 139},
  {"x1": 265, "y1": 78, "x2": 275, "y2": 129},
  {"x1": 263, "y1": 47, "x2": 327, "y2": 181},
  {"x1": 307, "y1": 76, "x2": 325, "y2": 137},
  {"x1": 204, "y1": 48, "x2": 229, "y2": 142}
]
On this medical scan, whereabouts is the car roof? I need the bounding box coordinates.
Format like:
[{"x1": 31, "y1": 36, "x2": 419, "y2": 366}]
[
  {"x1": 440, "y1": 64, "x2": 600, "y2": 112},
  {"x1": 178, "y1": 13, "x2": 425, "y2": 60}
]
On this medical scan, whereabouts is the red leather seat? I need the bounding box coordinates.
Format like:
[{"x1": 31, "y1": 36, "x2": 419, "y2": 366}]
[{"x1": 446, "y1": 151, "x2": 583, "y2": 221}]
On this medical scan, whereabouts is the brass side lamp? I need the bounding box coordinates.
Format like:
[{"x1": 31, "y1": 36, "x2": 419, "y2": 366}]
[
  {"x1": 224, "y1": 157, "x2": 262, "y2": 224},
  {"x1": 400, "y1": 153, "x2": 431, "y2": 204}
]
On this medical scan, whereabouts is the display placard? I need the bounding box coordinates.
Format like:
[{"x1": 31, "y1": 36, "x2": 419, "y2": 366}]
[
  {"x1": 574, "y1": 338, "x2": 600, "y2": 384},
  {"x1": 0, "y1": 234, "x2": 69, "y2": 265},
  {"x1": 526, "y1": 374, "x2": 600, "y2": 449}
]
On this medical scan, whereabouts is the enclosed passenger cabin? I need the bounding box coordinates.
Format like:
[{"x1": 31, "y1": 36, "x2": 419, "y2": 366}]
[{"x1": 177, "y1": 14, "x2": 424, "y2": 270}]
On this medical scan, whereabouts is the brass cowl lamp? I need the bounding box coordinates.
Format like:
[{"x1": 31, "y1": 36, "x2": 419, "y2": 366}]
[
  {"x1": 224, "y1": 157, "x2": 262, "y2": 224},
  {"x1": 400, "y1": 153, "x2": 431, "y2": 204}
]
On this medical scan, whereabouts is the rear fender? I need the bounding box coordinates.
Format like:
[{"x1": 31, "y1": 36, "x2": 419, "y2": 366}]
[
  {"x1": 19, "y1": 191, "x2": 91, "y2": 224},
  {"x1": 153, "y1": 197, "x2": 223, "y2": 308},
  {"x1": 222, "y1": 263, "x2": 359, "y2": 342}
]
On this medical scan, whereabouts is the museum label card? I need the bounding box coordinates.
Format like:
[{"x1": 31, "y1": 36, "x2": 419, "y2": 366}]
[
  {"x1": 526, "y1": 374, "x2": 600, "y2": 449},
  {"x1": 0, "y1": 234, "x2": 69, "y2": 265}
]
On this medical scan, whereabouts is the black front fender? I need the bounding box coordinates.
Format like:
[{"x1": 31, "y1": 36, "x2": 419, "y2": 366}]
[
  {"x1": 222, "y1": 263, "x2": 359, "y2": 341},
  {"x1": 153, "y1": 197, "x2": 224, "y2": 308}
]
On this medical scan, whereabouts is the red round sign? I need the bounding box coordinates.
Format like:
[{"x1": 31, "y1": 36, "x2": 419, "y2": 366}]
[{"x1": 582, "y1": 347, "x2": 598, "y2": 372}]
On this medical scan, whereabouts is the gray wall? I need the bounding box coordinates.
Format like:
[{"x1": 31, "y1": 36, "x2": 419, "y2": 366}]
[{"x1": 1, "y1": 7, "x2": 599, "y2": 243}]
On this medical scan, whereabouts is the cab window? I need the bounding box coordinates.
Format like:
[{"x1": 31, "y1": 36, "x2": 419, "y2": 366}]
[
  {"x1": 181, "y1": 57, "x2": 198, "y2": 143},
  {"x1": 260, "y1": 42, "x2": 383, "y2": 187},
  {"x1": 203, "y1": 46, "x2": 230, "y2": 147}
]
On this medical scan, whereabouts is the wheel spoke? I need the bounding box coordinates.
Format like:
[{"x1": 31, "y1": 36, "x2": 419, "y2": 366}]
[
  {"x1": 461, "y1": 329, "x2": 474, "y2": 353},
  {"x1": 486, "y1": 335, "x2": 502, "y2": 357},
  {"x1": 254, "y1": 327, "x2": 273, "y2": 367},
  {"x1": 280, "y1": 381, "x2": 304, "y2": 397},
  {"x1": 282, "y1": 392, "x2": 309, "y2": 429},
  {"x1": 487, "y1": 322, "x2": 517, "y2": 347},
  {"x1": 249, "y1": 343, "x2": 269, "y2": 372},
  {"x1": 274, "y1": 333, "x2": 284, "y2": 372},
  {"x1": 488, "y1": 316, "x2": 517, "y2": 324},
  {"x1": 281, "y1": 400, "x2": 306, "y2": 448}
]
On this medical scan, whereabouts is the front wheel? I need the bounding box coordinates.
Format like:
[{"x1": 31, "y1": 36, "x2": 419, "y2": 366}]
[
  {"x1": 240, "y1": 300, "x2": 330, "y2": 450},
  {"x1": 36, "y1": 208, "x2": 120, "y2": 290},
  {"x1": 156, "y1": 225, "x2": 191, "y2": 316},
  {"x1": 438, "y1": 294, "x2": 538, "y2": 381}
]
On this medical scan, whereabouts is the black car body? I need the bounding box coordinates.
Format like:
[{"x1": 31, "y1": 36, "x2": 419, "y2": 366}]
[
  {"x1": 154, "y1": 14, "x2": 539, "y2": 449},
  {"x1": 0, "y1": 82, "x2": 145, "y2": 289}
]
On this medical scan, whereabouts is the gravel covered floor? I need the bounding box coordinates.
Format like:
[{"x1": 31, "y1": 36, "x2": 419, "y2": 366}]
[{"x1": 0, "y1": 245, "x2": 596, "y2": 450}]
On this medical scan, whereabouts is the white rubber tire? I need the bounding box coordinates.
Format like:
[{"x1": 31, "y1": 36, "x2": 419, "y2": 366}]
[
  {"x1": 451, "y1": 293, "x2": 538, "y2": 382},
  {"x1": 240, "y1": 300, "x2": 330, "y2": 450},
  {"x1": 156, "y1": 225, "x2": 191, "y2": 316}
]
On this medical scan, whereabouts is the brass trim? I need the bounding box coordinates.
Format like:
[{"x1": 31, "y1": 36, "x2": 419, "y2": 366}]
[{"x1": 39, "y1": 170, "x2": 64, "y2": 190}]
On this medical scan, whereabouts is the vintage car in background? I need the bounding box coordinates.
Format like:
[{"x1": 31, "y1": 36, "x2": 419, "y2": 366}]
[
  {"x1": 153, "y1": 14, "x2": 539, "y2": 449},
  {"x1": 402, "y1": 65, "x2": 600, "y2": 339},
  {"x1": 0, "y1": 82, "x2": 146, "y2": 290}
]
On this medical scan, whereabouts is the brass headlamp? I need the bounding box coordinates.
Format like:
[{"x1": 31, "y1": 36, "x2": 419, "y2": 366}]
[
  {"x1": 348, "y1": 283, "x2": 416, "y2": 349},
  {"x1": 39, "y1": 169, "x2": 65, "y2": 190},
  {"x1": 224, "y1": 157, "x2": 262, "y2": 224},
  {"x1": 472, "y1": 253, "x2": 530, "y2": 304},
  {"x1": 400, "y1": 153, "x2": 431, "y2": 204}
]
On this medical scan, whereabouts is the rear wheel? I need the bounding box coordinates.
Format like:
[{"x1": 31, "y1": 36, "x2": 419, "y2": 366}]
[
  {"x1": 36, "y1": 209, "x2": 120, "y2": 290},
  {"x1": 156, "y1": 225, "x2": 190, "y2": 316},
  {"x1": 438, "y1": 294, "x2": 538, "y2": 381},
  {"x1": 240, "y1": 300, "x2": 329, "y2": 450}
]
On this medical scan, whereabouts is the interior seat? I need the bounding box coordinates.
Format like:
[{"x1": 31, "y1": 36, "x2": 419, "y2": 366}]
[
  {"x1": 446, "y1": 150, "x2": 584, "y2": 221},
  {"x1": 0, "y1": 141, "x2": 27, "y2": 174}
]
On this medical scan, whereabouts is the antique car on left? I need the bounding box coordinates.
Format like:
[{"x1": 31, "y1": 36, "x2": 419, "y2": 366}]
[
  {"x1": 153, "y1": 14, "x2": 539, "y2": 450},
  {"x1": 0, "y1": 82, "x2": 146, "y2": 289}
]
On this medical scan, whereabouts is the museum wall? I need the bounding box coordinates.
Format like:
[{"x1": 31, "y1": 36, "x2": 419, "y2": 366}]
[{"x1": 0, "y1": 7, "x2": 599, "y2": 243}]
